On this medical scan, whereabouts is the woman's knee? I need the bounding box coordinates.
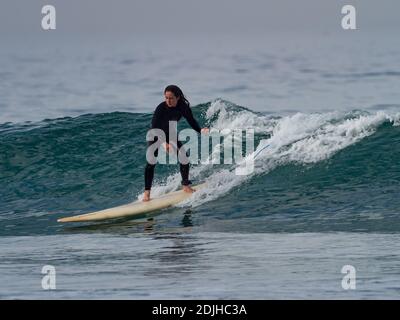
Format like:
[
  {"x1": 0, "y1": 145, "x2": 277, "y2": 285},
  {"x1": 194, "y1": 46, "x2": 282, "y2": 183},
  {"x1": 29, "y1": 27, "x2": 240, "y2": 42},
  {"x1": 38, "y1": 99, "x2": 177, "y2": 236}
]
[{"x1": 145, "y1": 163, "x2": 156, "y2": 171}]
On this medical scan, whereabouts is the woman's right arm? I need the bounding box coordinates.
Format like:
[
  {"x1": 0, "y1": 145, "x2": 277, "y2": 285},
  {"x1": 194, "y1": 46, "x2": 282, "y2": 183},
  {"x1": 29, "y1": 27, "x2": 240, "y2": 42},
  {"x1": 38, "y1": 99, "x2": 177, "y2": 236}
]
[
  {"x1": 151, "y1": 105, "x2": 163, "y2": 129},
  {"x1": 150, "y1": 105, "x2": 170, "y2": 151}
]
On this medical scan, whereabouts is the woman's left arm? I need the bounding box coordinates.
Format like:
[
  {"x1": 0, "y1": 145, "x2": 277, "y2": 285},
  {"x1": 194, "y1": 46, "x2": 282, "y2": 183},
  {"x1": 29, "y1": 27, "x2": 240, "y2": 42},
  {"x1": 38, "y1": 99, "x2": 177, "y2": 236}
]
[{"x1": 182, "y1": 105, "x2": 208, "y2": 133}]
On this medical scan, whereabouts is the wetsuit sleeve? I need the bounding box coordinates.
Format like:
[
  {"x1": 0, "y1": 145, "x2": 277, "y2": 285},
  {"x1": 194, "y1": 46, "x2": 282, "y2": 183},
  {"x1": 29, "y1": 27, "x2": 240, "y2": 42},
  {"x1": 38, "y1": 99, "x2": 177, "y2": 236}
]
[
  {"x1": 150, "y1": 104, "x2": 169, "y2": 143},
  {"x1": 181, "y1": 105, "x2": 201, "y2": 133},
  {"x1": 151, "y1": 105, "x2": 163, "y2": 129}
]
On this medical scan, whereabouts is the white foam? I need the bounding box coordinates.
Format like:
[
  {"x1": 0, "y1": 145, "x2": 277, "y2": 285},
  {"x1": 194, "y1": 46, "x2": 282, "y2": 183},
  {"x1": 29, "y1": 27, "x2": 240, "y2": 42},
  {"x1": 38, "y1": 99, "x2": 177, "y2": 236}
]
[
  {"x1": 390, "y1": 112, "x2": 400, "y2": 126},
  {"x1": 280, "y1": 111, "x2": 390, "y2": 163},
  {"x1": 205, "y1": 99, "x2": 276, "y2": 133}
]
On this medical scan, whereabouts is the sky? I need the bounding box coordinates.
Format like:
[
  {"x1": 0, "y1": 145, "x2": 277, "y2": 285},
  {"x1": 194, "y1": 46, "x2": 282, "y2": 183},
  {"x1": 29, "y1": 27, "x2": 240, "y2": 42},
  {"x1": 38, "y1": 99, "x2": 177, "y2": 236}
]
[{"x1": 0, "y1": 0, "x2": 399, "y2": 41}]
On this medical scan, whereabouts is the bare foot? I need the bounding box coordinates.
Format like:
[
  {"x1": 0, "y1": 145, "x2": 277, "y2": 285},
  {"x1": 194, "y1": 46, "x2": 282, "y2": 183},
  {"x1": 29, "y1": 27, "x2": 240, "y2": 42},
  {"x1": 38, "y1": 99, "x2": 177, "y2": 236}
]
[
  {"x1": 183, "y1": 185, "x2": 195, "y2": 193},
  {"x1": 142, "y1": 190, "x2": 150, "y2": 202}
]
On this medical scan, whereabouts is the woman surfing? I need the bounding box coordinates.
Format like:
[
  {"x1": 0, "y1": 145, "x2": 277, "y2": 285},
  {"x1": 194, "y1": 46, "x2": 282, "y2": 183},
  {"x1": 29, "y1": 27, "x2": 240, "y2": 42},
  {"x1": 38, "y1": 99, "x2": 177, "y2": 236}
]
[{"x1": 143, "y1": 85, "x2": 209, "y2": 202}]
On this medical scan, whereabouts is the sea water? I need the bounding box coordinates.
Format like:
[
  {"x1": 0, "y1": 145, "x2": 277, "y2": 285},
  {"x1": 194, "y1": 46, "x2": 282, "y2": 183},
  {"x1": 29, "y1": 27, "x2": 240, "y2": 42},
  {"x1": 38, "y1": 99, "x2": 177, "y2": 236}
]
[{"x1": 1, "y1": 32, "x2": 400, "y2": 299}]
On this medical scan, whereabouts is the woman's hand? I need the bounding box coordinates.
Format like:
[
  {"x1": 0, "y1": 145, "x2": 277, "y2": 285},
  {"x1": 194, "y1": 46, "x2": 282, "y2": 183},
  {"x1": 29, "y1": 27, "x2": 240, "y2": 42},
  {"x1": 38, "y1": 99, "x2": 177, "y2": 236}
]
[
  {"x1": 162, "y1": 142, "x2": 174, "y2": 153},
  {"x1": 201, "y1": 128, "x2": 209, "y2": 134},
  {"x1": 162, "y1": 142, "x2": 171, "y2": 153}
]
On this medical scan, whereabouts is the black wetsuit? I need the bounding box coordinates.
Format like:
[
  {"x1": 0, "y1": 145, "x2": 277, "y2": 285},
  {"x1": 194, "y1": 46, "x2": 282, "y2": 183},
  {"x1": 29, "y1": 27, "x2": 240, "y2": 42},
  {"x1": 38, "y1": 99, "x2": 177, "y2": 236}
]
[{"x1": 144, "y1": 101, "x2": 201, "y2": 190}]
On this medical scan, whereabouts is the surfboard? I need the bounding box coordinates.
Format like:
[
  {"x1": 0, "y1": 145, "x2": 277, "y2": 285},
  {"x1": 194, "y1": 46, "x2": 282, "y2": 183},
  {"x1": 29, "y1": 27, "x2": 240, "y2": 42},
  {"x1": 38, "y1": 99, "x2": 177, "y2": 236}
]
[{"x1": 57, "y1": 183, "x2": 205, "y2": 223}]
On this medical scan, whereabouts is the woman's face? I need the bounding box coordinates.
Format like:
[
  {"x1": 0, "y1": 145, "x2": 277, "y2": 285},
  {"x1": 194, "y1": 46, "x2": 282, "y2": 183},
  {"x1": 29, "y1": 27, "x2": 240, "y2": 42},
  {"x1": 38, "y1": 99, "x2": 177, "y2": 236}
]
[{"x1": 164, "y1": 91, "x2": 179, "y2": 107}]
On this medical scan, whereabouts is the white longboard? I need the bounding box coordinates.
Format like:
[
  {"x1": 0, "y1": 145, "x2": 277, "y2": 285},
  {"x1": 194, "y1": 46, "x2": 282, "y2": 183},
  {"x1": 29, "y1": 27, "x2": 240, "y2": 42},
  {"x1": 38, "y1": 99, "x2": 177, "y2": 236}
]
[{"x1": 57, "y1": 184, "x2": 205, "y2": 223}]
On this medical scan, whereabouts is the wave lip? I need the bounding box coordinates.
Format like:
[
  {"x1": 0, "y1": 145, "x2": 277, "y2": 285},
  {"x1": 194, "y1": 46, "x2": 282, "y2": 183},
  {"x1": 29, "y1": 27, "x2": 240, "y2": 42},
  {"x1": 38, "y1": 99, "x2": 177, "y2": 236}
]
[{"x1": 177, "y1": 101, "x2": 400, "y2": 209}]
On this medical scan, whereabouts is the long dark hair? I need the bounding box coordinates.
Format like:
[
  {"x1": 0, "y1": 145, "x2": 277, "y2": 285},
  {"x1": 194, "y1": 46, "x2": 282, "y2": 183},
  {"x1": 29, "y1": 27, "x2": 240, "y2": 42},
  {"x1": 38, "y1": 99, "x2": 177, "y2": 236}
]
[{"x1": 164, "y1": 85, "x2": 190, "y2": 107}]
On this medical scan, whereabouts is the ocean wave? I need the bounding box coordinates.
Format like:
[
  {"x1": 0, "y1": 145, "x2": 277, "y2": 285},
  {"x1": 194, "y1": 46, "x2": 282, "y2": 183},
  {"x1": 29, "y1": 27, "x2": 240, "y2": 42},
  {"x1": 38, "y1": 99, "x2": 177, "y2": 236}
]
[{"x1": 1, "y1": 100, "x2": 400, "y2": 234}]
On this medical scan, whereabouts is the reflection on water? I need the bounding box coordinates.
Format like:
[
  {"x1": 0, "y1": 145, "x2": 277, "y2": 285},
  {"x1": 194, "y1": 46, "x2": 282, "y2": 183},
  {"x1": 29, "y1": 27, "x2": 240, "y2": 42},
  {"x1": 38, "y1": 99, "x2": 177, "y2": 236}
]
[
  {"x1": 61, "y1": 209, "x2": 196, "y2": 235},
  {"x1": 1, "y1": 231, "x2": 400, "y2": 299},
  {"x1": 143, "y1": 218, "x2": 155, "y2": 233},
  {"x1": 181, "y1": 210, "x2": 194, "y2": 228},
  {"x1": 146, "y1": 234, "x2": 208, "y2": 278}
]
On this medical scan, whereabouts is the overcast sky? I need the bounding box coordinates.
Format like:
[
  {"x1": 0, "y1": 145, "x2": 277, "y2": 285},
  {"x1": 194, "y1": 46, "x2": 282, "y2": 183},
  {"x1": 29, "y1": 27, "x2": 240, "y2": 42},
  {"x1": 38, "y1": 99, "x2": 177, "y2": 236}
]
[{"x1": 0, "y1": 0, "x2": 399, "y2": 40}]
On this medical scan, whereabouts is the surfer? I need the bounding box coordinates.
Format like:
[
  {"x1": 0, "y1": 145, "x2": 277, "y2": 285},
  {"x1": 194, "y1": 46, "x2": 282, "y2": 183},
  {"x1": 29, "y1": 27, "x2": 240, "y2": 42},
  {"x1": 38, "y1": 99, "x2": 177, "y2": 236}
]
[{"x1": 143, "y1": 85, "x2": 209, "y2": 202}]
